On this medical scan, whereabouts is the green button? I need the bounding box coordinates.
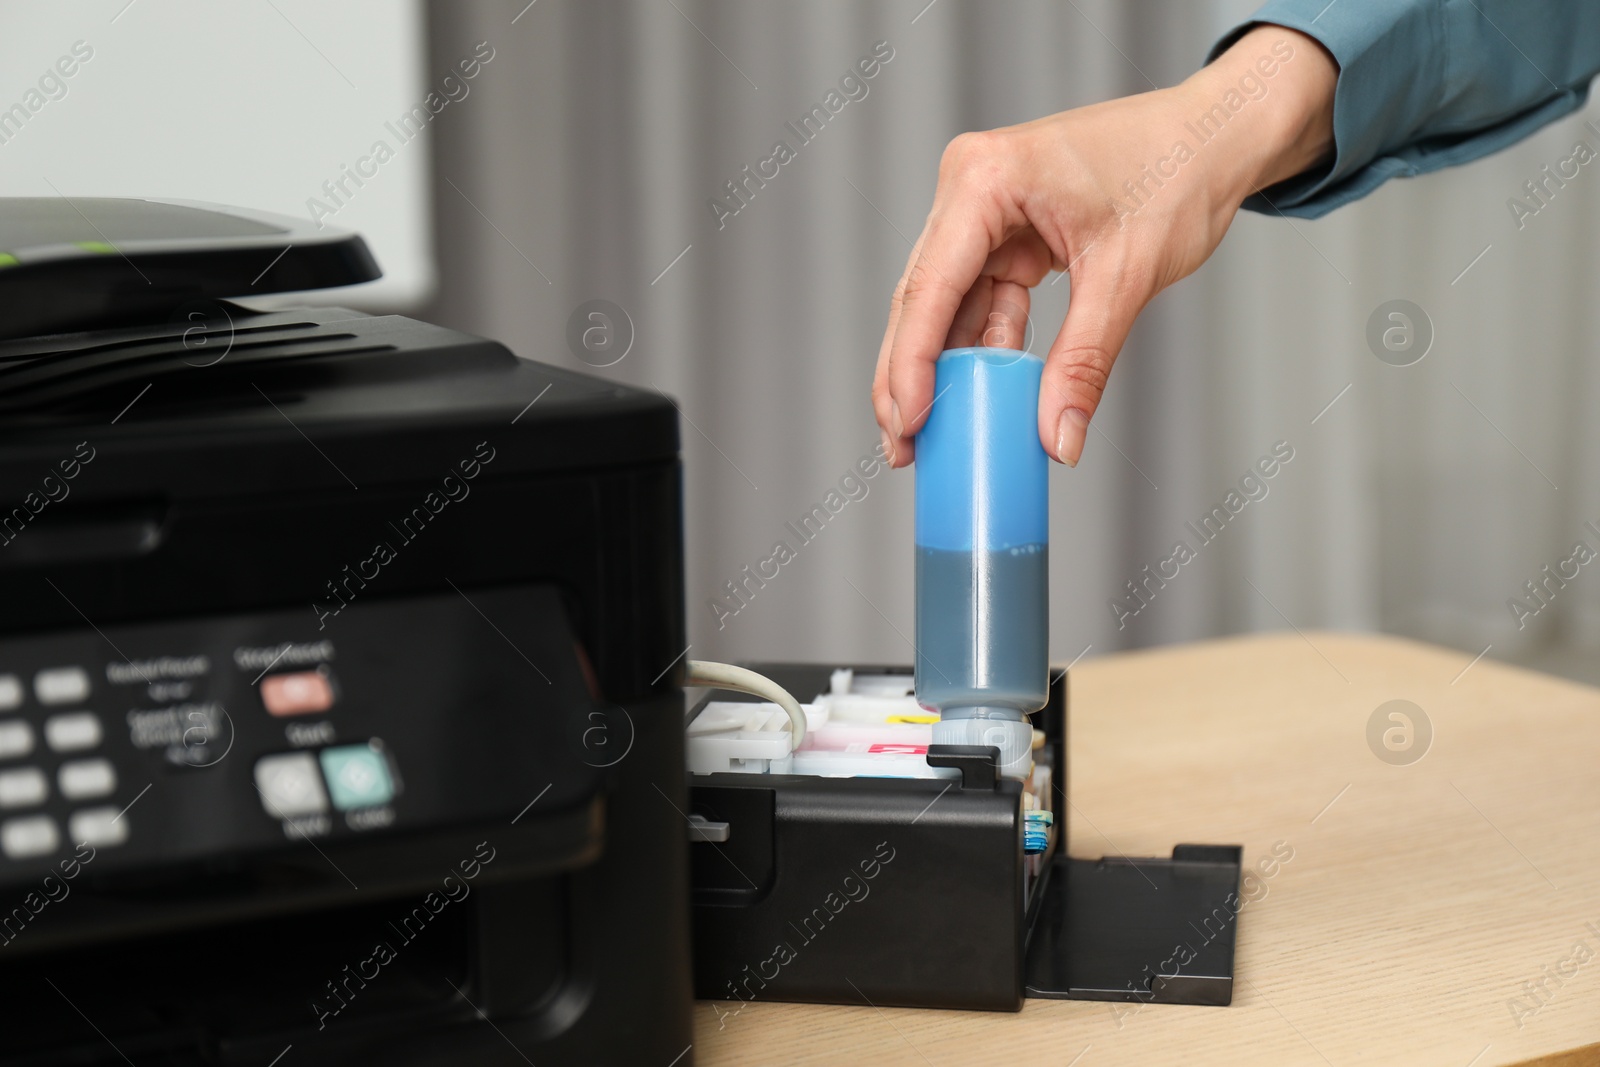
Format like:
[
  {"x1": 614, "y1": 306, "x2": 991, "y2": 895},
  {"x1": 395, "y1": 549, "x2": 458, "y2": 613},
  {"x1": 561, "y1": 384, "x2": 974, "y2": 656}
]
[{"x1": 319, "y1": 743, "x2": 395, "y2": 811}]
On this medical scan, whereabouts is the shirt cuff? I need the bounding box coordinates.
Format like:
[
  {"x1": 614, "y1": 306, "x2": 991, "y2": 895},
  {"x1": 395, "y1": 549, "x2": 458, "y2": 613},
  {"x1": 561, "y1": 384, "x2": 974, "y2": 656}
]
[{"x1": 1208, "y1": 1, "x2": 1445, "y2": 217}]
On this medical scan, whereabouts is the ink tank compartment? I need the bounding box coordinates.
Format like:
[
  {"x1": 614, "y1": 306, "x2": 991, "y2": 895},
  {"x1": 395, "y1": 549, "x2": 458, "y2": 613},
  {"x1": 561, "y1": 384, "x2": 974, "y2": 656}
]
[{"x1": 685, "y1": 664, "x2": 1245, "y2": 1013}]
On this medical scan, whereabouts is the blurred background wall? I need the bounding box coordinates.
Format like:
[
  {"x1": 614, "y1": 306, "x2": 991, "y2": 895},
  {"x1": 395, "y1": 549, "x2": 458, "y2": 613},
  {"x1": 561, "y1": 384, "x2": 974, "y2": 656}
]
[
  {"x1": 420, "y1": 0, "x2": 1600, "y2": 685},
  {"x1": 8, "y1": 1, "x2": 1599, "y2": 684}
]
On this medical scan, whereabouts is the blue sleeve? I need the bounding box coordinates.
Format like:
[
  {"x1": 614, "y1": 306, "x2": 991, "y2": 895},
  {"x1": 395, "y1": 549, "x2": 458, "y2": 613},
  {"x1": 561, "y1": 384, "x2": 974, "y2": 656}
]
[{"x1": 1210, "y1": 0, "x2": 1600, "y2": 217}]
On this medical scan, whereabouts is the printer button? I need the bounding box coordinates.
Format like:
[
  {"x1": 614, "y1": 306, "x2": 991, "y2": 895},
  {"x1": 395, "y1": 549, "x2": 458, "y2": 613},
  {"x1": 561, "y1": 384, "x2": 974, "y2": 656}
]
[
  {"x1": 0, "y1": 721, "x2": 33, "y2": 760},
  {"x1": 0, "y1": 768, "x2": 48, "y2": 809},
  {"x1": 254, "y1": 752, "x2": 329, "y2": 818},
  {"x1": 1, "y1": 815, "x2": 58, "y2": 859},
  {"x1": 34, "y1": 667, "x2": 90, "y2": 706},
  {"x1": 260, "y1": 670, "x2": 335, "y2": 717},
  {"x1": 319, "y1": 743, "x2": 395, "y2": 811},
  {"x1": 68, "y1": 807, "x2": 128, "y2": 849},
  {"x1": 58, "y1": 759, "x2": 116, "y2": 801},
  {"x1": 44, "y1": 712, "x2": 103, "y2": 753}
]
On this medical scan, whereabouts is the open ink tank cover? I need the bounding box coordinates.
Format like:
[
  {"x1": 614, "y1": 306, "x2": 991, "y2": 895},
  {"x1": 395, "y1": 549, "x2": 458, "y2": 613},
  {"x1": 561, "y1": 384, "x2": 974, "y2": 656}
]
[{"x1": 914, "y1": 347, "x2": 1048, "y2": 779}]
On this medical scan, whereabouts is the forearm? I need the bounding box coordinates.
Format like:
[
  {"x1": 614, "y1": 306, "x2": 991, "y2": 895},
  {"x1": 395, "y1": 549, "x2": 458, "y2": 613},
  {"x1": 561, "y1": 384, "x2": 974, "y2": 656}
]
[{"x1": 1175, "y1": 25, "x2": 1338, "y2": 212}]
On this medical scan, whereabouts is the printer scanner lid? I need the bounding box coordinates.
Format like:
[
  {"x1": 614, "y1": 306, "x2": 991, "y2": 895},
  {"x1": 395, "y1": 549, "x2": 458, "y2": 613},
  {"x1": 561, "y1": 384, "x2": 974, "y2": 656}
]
[{"x1": 0, "y1": 198, "x2": 678, "y2": 500}]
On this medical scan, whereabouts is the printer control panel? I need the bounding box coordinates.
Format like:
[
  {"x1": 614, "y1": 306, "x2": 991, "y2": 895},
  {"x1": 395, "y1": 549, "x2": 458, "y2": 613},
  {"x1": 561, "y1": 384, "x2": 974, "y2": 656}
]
[{"x1": 0, "y1": 584, "x2": 599, "y2": 887}]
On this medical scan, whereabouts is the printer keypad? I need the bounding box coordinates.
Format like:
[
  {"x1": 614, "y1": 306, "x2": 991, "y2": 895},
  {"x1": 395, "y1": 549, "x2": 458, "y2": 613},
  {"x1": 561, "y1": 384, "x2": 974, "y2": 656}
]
[
  {"x1": 254, "y1": 752, "x2": 330, "y2": 818},
  {"x1": 0, "y1": 768, "x2": 48, "y2": 809},
  {"x1": 58, "y1": 759, "x2": 116, "y2": 801},
  {"x1": 0, "y1": 721, "x2": 33, "y2": 760},
  {"x1": 44, "y1": 712, "x2": 103, "y2": 753},
  {"x1": 319, "y1": 743, "x2": 395, "y2": 811},
  {"x1": 34, "y1": 667, "x2": 90, "y2": 706},
  {"x1": 0, "y1": 662, "x2": 126, "y2": 864},
  {"x1": 2, "y1": 815, "x2": 59, "y2": 859},
  {"x1": 0, "y1": 616, "x2": 450, "y2": 869},
  {"x1": 260, "y1": 670, "x2": 335, "y2": 717},
  {"x1": 68, "y1": 807, "x2": 127, "y2": 849}
]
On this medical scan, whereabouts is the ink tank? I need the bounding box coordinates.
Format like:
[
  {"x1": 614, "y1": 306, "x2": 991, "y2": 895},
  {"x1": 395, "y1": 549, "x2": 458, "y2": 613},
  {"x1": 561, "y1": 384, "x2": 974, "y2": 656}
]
[{"x1": 914, "y1": 346, "x2": 1047, "y2": 779}]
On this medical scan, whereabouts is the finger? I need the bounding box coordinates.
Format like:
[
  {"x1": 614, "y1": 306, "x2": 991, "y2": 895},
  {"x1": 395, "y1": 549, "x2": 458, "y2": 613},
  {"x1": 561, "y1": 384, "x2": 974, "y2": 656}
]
[
  {"x1": 872, "y1": 308, "x2": 900, "y2": 466},
  {"x1": 870, "y1": 358, "x2": 907, "y2": 468},
  {"x1": 982, "y1": 280, "x2": 1030, "y2": 349},
  {"x1": 982, "y1": 229, "x2": 1058, "y2": 293},
  {"x1": 886, "y1": 199, "x2": 1005, "y2": 439},
  {"x1": 1037, "y1": 267, "x2": 1144, "y2": 466},
  {"x1": 871, "y1": 359, "x2": 915, "y2": 468},
  {"x1": 973, "y1": 230, "x2": 1052, "y2": 349},
  {"x1": 943, "y1": 276, "x2": 995, "y2": 349},
  {"x1": 873, "y1": 233, "x2": 934, "y2": 467}
]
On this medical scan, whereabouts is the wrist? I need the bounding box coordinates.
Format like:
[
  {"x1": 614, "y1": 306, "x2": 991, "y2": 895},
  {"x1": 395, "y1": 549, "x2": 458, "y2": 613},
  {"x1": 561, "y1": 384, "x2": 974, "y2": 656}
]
[{"x1": 1176, "y1": 25, "x2": 1337, "y2": 208}]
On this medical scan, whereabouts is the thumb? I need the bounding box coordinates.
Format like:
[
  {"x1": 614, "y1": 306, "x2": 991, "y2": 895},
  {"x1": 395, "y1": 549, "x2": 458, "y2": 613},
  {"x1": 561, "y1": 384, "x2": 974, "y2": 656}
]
[{"x1": 1038, "y1": 270, "x2": 1144, "y2": 466}]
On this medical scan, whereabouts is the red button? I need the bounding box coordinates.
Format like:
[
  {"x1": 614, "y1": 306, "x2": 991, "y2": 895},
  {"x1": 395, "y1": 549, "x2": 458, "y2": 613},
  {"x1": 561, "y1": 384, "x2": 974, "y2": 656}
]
[{"x1": 260, "y1": 671, "x2": 335, "y2": 717}]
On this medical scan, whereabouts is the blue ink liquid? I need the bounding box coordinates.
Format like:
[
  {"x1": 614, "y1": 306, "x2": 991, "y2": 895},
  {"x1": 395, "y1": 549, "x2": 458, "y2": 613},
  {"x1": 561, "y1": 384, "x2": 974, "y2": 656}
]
[{"x1": 915, "y1": 543, "x2": 1048, "y2": 713}]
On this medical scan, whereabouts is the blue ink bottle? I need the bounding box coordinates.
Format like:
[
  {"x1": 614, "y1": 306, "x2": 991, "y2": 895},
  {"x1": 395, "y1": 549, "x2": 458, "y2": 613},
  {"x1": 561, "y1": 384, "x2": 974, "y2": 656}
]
[{"x1": 914, "y1": 347, "x2": 1048, "y2": 779}]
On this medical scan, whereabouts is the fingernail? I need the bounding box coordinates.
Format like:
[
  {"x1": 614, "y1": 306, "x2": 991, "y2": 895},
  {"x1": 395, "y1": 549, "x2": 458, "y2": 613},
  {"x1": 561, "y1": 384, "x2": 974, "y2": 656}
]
[
  {"x1": 1055, "y1": 409, "x2": 1089, "y2": 466},
  {"x1": 890, "y1": 400, "x2": 905, "y2": 440},
  {"x1": 881, "y1": 427, "x2": 898, "y2": 467}
]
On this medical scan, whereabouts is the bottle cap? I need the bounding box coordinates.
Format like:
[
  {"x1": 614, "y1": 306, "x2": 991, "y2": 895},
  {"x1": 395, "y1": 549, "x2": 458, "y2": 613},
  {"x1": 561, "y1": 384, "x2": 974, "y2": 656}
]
[{"x1": 930, "y1": 716, "x2": 1033, "y2": 779}]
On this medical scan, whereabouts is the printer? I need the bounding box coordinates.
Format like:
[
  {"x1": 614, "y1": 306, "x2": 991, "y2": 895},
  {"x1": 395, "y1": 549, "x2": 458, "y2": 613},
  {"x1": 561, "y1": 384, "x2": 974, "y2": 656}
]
[{"x1": 0, "y1": 198, "x2": 693, "y2": 1065}]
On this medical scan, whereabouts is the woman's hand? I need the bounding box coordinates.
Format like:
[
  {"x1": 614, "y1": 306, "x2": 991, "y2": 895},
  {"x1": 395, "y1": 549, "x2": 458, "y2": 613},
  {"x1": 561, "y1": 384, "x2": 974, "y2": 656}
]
[{"x1": 872, "y1": 25, "x2": 1336, "y2": 467}]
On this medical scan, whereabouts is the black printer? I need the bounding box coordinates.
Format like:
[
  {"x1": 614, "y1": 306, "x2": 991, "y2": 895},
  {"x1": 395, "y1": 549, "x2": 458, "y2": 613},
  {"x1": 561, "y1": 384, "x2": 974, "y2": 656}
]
[{"x1": 0, "y1": 198, "x2": 693, "y2": 1065}]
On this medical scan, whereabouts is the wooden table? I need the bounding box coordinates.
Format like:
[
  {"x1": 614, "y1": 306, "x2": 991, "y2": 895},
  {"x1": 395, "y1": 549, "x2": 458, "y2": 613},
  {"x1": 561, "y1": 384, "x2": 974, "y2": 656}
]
[{"x1": 691, "y1": 633, "x2": 1600, "y2": 1066}]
